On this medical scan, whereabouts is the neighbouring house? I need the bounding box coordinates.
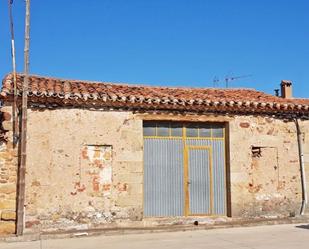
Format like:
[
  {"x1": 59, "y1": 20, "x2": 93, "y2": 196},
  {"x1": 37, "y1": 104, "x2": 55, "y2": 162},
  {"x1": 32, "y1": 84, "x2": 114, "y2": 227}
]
[{"x1": 0, "y1": 73, "x2": 309, "y2": 235}]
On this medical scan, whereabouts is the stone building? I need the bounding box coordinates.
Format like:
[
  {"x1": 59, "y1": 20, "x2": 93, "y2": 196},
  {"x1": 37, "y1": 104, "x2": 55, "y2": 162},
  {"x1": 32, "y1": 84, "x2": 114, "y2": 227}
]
[{"x1": 0, "y1": 73, "x2": 309, "y2": 235}]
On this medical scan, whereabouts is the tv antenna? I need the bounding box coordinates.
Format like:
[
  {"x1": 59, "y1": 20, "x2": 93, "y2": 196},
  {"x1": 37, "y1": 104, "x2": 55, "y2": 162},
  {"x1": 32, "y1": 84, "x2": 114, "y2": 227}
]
[
  {"x1": 213, "y1": 76, "x2": 220, "y2": 87},
  {"x1": 212, "y1": 74, "x2": 252, "y2": 88},
  {"x1": 224, "y1": 74, "x2": 252, "y2": 88}
]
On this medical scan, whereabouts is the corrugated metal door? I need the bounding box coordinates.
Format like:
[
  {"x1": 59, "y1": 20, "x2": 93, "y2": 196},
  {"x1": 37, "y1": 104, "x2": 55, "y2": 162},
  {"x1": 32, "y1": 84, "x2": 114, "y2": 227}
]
[
  {"x1": 185, "y1": 139, "x2": 226, "y2": 215},
  {"x1": 144, "y1": 138, "x2": 184, "y2": 216},
  {"x1": 187, "y1": 147, "x2": 211, "y2": 215},
  {"x1": 143, "y1": 122, "x2": 226, "y2": 217}
]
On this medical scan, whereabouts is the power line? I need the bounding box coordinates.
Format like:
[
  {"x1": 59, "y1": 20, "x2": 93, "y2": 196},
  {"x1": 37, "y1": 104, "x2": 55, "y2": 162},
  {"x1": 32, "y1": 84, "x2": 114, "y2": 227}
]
[{"x1": 8, "y1": 0, "x2": 18, "y2": 143}]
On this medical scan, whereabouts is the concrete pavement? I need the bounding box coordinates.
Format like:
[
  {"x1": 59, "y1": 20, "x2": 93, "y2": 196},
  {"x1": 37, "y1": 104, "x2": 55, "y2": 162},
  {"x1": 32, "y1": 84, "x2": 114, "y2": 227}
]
[{"x1": 1, "y1": 223, "x2": 309, "y2": 249}]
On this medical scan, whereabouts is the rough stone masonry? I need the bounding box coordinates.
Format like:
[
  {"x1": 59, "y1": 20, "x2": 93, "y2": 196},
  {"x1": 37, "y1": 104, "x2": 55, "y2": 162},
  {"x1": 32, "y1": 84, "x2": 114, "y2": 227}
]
[
  {"x1": 0, "y1": 73, "x2": 309, "y2": 235},
  {"x1": 0, "y1": 106, "x2": 18, "y2": 234},
  {"x1": 0, "y1": 103, "x2": 308, "y2": 234}
]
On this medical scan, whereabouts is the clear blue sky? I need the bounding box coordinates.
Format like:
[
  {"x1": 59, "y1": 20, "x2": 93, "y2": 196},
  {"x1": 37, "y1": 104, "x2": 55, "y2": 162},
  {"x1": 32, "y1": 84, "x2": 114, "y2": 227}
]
[{"x1": 0, "y1": 0, "x2": 309, "y2": 97}]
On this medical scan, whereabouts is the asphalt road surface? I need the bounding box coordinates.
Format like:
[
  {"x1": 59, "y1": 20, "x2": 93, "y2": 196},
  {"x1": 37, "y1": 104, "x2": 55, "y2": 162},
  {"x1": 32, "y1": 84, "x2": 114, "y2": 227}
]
[{"x1": 1, "y1": 223, "x2": 309, "y2": 249}]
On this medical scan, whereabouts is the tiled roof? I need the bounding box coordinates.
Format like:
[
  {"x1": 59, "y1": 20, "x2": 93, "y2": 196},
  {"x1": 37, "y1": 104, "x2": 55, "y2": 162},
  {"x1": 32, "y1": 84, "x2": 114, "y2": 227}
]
[{"x1": 1, "y1": 73, "x2": 309, "y2": 115}]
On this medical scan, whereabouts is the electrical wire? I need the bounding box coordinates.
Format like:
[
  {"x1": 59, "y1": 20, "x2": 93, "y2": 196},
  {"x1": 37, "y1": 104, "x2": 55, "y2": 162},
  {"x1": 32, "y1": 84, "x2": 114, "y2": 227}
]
[{"x1": 8, "y1": 0, "x2": 19, "y2": 143}]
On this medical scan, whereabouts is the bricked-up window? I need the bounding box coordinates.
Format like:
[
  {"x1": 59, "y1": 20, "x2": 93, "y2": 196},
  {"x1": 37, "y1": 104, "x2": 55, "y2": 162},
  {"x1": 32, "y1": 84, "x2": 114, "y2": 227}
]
[
  {"x1": 248, "y1": 147, "x2": 280, "y2": 206},
  {"x1": 79, "y1": 145, "x2": 112, "y2": 196}
]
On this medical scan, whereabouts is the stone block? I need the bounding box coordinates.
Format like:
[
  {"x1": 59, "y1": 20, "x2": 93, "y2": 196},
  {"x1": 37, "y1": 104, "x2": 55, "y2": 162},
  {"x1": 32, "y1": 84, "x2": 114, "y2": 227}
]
[
  {"x1": 6, "y1": 192, "x2": 17, "y2": 200},
  {"x1": 2, "y1": 112, "x2": 11, "y2": 121},
  {"x1": 0, "y1": 183, "x2": 16, "y2": 194},
  {"x1": 8, "y1": 176, "x2": 17, "y2": 184},
  {"x1": 304, "y1": 154, "x2": 309, "y2": 163},
  {"x1": 114, "y1": 173, "x2": 143, "y2": 184},
  {"x1": 0, "y1": 200, "x2": 16, "y2": 209},
  {"x1": 303, "y1": 138, "x2": 309, "y2": 152},
  {"x1": 117, "y1": 161, "x2": 143, "y2": 173},
  {"x1": 231, "y1": 172, "x2": 248, "y2": 183},
  {"x1": 1, "y1": 210, "x2": 16, "y2": 221},
  {"x1": 127, "y1": 183, "x2": 143, "y2": 195},
  {"x1": 0, "y1": 152, "x2": 14, "y2": 160},
  {"x1": 116, "y1": 150, "x2": 143, "y2": 162},
  {"x1": 0, "y1": 106, "x2": 12, "y2": 114},
  {"x1": 2, "y1": 121, "x2": 13, "y2": 131},
  {"x1": 116, "y1": 194, "x2": 143, "y2": 207},
  {"x1": 0, "y1": 221, "x2": 15, "y2": 234}
]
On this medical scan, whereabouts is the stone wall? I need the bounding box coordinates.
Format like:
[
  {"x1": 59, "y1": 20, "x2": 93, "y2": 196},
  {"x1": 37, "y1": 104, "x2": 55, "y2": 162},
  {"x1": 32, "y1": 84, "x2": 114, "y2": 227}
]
[
  {"x1": 0, "y1": 103, "x2": 307, "y2": 235},
  {"x1": 299, "y1": 119, "x2": 309, "y2": 214},
  {"x1": 0, "y1": 105, "x2": 17, "y2": 234},
  {"x1": 229, "y1": 116, "x2": 302, "y2": 217},
  {"x1": 24, "y1": 108, "x2": 143, "y2": 232}
]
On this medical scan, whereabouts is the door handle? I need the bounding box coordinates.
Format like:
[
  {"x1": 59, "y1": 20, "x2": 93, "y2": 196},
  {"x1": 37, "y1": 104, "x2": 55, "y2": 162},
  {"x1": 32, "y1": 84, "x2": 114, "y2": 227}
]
[{"x1": 187, "y1": 181, "x2": 191, "y2": 185}]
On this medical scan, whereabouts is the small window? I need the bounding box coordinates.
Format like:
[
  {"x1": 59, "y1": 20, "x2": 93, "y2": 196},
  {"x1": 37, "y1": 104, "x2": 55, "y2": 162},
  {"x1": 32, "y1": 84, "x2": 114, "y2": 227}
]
[
  {"x1": 212, "y1": 127, "x2": 224, "y2": 138},
  {"x1": 143, "y1": 123, "x2": 156, "y2": 136},
  {"x1": 251, "y1": 146, "x2": 262, "y2": 157},
  {"x1": 171, "y1": 123, "x2": 183, "y2": 137},
  {"x1": 144, "y1": 122, "x2": 224, "y2": 139},
  {"x1": 157, "y1": 123, "x2": 169, "y2": 137},
  {"x1": 186, "y1": 124, "x2": 199, "y2": 137},
  {"x1": 199, "y1": 124, "x2": 211, "y2": 137}
]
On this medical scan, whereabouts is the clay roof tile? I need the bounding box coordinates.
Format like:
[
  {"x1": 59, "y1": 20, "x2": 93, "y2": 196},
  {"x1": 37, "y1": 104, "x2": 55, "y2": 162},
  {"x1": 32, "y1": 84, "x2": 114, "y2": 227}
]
[{"x1": 1, "y1": 73, "x2": 309, "y2": 114}]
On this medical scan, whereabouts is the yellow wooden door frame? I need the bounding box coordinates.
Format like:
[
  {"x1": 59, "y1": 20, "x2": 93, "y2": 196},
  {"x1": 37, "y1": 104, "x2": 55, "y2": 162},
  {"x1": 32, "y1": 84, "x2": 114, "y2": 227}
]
[
  {"x1": 184, "y1": 145, "x2": 212, "y2": 216},
  {"x1": 143, "y1": 121, "x2": 226, "y2": 217}
]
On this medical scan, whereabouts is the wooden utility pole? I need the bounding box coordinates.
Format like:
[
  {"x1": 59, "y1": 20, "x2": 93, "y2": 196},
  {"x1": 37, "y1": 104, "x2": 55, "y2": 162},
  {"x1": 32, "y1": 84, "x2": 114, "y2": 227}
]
[{"x1": 16, "y1": 0, "x2": 30, "y2": 236}]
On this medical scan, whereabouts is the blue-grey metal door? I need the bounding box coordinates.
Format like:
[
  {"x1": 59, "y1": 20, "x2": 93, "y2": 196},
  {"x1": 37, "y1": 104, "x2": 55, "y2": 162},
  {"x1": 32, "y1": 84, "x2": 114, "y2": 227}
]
[
  {"x1": 143, "y1": 121, "x2": 226, "y2": 217},
  {"x1": 185, "y1": 139, "x2": 227, "y2": 215},
  {"x1": 144, "y1": 138, "x2": 184, "y2": 216},
  {"x1": 187, "y1": 147, "x2": 212, "y2": 215}
]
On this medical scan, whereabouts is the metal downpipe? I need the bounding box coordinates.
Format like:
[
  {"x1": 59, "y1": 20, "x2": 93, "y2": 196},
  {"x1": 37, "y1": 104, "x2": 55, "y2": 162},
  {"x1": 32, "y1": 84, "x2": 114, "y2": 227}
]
[{"x1": 295, "y1": 118, "x2": 307, "y2": 215}]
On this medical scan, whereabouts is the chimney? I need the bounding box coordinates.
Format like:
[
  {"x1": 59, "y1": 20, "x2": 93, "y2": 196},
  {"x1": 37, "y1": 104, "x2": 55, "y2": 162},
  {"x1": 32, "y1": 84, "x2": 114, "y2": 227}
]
[{"x1": 280, "y1": 80, "x2": 292, "y2": 98}]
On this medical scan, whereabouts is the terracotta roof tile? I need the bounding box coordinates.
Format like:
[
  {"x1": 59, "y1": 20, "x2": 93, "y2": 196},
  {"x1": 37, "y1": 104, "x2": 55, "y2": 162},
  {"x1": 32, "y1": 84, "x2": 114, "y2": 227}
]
[{"x1": 1, "y1": 73, "x2": 309, "y2": 114}]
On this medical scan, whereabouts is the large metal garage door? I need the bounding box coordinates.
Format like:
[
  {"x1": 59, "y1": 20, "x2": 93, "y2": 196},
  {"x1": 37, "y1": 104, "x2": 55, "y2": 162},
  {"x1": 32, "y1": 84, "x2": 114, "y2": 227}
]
[{"x1": 143, "y1": 121, "x2": 226, "y2": 217}]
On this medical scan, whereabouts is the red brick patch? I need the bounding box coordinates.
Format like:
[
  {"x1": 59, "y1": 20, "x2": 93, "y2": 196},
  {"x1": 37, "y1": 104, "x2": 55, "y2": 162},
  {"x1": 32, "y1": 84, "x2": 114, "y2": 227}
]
[
  {"x1": 239, "y1": 122, "x2": 250, "y2": 128},
  {"x1": 81, "y1": 148, "x2": 88, "y2": 160},
  {"x1": 103, "y1": 184, "x2": 111, "y2": 191},
  {"x1": 117, "y1": 183, "x2": 128, "y2": 192},
  {"x1": 2, "y1": 112, "x2": 11, "y2": 121},
  {"x1": 25, "y1": 220, "x2": 40, "y2": 228},
  {"x1": 92, "y1": 176, "x2": 100, "y2": 192}
]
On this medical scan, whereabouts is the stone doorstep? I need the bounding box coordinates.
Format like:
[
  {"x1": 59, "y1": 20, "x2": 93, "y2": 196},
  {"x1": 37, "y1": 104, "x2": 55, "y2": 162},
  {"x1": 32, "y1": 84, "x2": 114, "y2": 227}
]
[{"x1": 1, "y1": 216, "x2": 309, "y2": 243}]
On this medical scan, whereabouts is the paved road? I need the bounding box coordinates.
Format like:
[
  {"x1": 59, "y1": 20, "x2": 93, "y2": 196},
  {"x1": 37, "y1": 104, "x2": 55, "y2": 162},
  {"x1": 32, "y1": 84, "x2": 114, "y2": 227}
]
[{"x1": 1, "y1": 223, "x2": 309, "y2": 249}]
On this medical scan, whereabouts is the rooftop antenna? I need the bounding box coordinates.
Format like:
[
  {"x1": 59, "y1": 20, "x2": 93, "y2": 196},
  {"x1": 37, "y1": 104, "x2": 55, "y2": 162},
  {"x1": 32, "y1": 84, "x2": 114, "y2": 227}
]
[
  {"x1": 213, "y1": 76, "x2": 219, "y2": 87},
  {"x1": 225, "y1": 74, "x2": 252, "y2": 88}
]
